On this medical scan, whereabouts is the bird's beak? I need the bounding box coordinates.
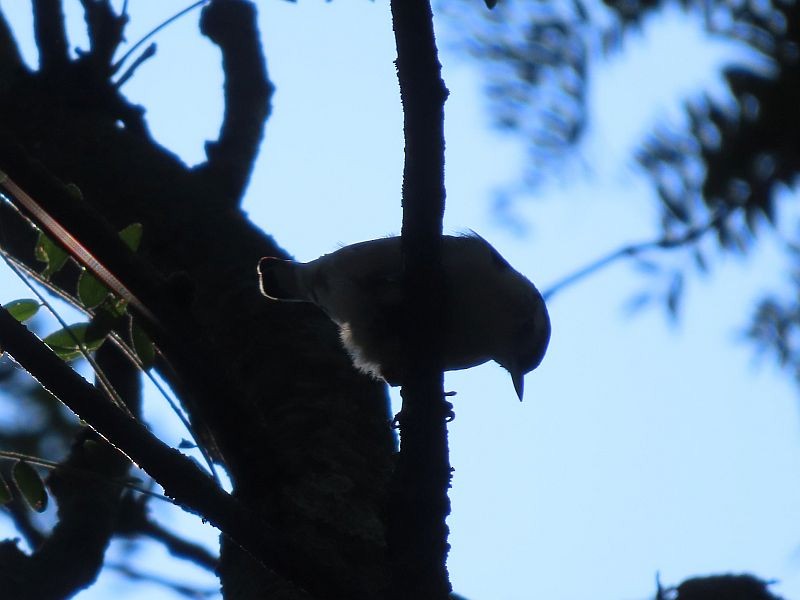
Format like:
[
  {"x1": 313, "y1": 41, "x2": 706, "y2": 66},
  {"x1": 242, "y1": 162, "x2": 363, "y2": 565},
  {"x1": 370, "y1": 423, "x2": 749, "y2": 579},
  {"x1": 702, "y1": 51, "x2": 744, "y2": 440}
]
[{"x1": 511, "y1": 371, "x2": 524, "y2": 401}]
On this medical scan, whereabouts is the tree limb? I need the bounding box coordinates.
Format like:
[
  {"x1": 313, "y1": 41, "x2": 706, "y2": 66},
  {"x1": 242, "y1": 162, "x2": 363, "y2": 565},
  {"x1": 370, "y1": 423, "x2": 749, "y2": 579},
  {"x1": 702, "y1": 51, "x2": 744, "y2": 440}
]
[
  {"x1": 116, "y1": 493, "x2": 219, "y2": 571},
  {"x1": 0, "y1": 7, "x2": 24, "y2": 77},
  {"x1": 389, "y1": 0, "x2": 451, "y2": 598},
  {"x1": 32, "y1": 0, "x2": 70, "y2": 74},
  {"x1": 197, "y1": 0, "x2": 273, "y2": 206},
  {"x1": 78, "y1": 0, "x2": 127, "y2": 73}
]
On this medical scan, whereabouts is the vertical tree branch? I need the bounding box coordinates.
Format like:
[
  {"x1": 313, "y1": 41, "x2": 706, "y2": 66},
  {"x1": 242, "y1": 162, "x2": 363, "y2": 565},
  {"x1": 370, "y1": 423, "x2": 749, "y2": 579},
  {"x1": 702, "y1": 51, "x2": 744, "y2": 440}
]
[
  {"x1": 198, "y1": 0, "x2": 273, "y2": 206},
  {"x1": 32, "y1": 0, "x2": 70, "y2": 74},
  {"x1": 389, "y1": 1, "x2": 451, "y2": 599},
  {"x1": 78, "y1": 0, "x2": 128, "y2": 74},
  {"x1": 0, "y1": 8, "x2": 24, "y2": 76}
]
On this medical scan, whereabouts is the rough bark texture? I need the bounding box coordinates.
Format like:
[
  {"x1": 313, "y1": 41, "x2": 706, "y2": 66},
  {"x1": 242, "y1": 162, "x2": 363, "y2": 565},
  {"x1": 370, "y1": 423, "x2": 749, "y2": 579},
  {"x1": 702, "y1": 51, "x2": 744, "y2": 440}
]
[
  {"x1": 389, "y1": 0, "x2": 452, "y2": 598},
  {"x1": 0, "y1": 2, "x2": 394, "y2": 598}
]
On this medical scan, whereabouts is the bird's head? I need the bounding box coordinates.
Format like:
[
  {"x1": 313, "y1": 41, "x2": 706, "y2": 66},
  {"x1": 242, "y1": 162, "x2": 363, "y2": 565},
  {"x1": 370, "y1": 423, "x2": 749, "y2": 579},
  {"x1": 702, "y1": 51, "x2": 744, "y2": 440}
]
[{"x1": 496, "y1": 286, "x2": 551, "y2": 401}]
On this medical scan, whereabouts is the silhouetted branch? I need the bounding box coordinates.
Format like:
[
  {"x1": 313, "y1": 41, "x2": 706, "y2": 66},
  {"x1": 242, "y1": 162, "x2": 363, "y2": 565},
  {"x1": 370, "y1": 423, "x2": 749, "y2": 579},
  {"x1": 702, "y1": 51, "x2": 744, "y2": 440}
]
[
  {"x1": 0, "y1": 8, "x2": 23, "y2": 76},
  {"x1": 32, "y1": 0, "x2": 70, "y2": 74},
  {"x1": 389, "y1": 0, "x2": 451, "y2": 598},
  {"x1": 112, "y1": 1, "x2": 208, "y2": 73},
  {"x1": 542, "y1": 209, "x2": 731, "y2": 301},
  {"x1": 198, "y1": 0, "x2": 273, "y2": 206},
  {"x1": 5, "y1": 496, "x2": 46, "y2": 549},
  {"x1": 78, "y1": 0, "x2": 127, "y2": 72},
  {"x1": 114, "y1": 42, "x2": 156, "y2": 88},
  {"x1": 107, "y1": 563, "x2": 219, "y2": 599},
  {"x1": 117, "y1": 493, "x2": 218, "y2": 571}
]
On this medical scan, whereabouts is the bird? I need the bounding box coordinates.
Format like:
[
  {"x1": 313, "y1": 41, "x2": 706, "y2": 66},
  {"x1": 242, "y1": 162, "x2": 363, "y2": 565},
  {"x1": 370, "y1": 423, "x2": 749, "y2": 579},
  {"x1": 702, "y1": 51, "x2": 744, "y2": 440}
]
[{"x1": 257, "y1": 233, "x2": 550, "y2": 400}]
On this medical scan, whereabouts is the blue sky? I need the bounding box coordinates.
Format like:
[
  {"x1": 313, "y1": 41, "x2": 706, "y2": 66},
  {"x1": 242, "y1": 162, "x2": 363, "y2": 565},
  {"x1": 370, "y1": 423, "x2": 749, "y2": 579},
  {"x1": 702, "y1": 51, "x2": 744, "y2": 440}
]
[{"x1": 1, "y1": 1, "x2": 799, "y2": 599}]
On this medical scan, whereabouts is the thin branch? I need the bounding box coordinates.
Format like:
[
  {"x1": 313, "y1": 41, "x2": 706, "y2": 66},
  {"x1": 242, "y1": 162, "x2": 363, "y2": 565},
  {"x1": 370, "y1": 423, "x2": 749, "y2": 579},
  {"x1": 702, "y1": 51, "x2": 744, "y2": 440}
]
[
  {"x1": 32, "y1": 0, "x2": 70, "y2": 74},
  {"x1": 33, "y1": 0, "x2": 69, "y2": 73},
  {"x1": 389, "y1": 0, "x2": 451, "y2": 598},
  {"x1": 77, "y1": 0, "x2": 128, "y2": 74},
  {"x1": 197, "y1": 0, "x2": 273, "y2": 206},
  {"x1": 112, "y1": 1, "x2": 208, "y2": 73},
  {"x1": 542, "y1": 209, "x2": 731, "y2": 301},
  {"x1": 0, "y1": 7, "x2": 24, "y2": 76},
  {"x1": 114, "y1": 42, "x2": 156, "y2": 88},
  {"x1": 116, "y1": 493, "x2": 218, "y2": 571},
  {"x1": 0, "y1": 451, "x2": 172, "y2": 504},
  {"x1": 107, "y1": 563, "x2": 219, "y2": 599}
]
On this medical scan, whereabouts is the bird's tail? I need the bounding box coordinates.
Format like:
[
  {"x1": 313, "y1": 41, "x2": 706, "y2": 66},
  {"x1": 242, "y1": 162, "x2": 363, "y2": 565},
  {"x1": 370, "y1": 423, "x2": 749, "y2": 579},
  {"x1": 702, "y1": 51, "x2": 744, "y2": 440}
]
[{"x1": 257, "y1": 257, "x2": 308, "y2": 302}]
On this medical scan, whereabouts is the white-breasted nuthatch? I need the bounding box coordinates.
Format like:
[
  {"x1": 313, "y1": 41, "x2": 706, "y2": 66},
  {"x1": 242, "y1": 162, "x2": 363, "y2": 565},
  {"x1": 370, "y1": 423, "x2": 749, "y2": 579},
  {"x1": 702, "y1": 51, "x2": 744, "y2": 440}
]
[{"x1": 257, "y1": 234, "x2": 550, "y2": 400}]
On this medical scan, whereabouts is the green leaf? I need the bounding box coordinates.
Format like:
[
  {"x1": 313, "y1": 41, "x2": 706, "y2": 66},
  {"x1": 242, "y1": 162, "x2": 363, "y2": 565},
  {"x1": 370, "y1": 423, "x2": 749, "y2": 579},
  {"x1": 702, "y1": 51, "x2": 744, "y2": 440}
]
[
  {"x1": 77, "y1": 269, "x2": 110, "y2": 309},
  {"x1": 0, "y1": 474, "x2": 12, "y2": 505},
  {"x1": 43, "y1": 323, "x2": 106, "y2": 361},
  {"x1": 119, "y1": 223, "x2": 143, "y2": 252},
  {"x1": 12, "y1": 460, "x2": 47, "y2": 512},
  {"x1": 34, "y1": 231, "x2": 69, "y2": 279},
  {"x1": 131, "y1": 321, "x2": 155, "y2": 368},
  {"x1": 3, "y1": 299, "x2": 40, "y2": 322}
]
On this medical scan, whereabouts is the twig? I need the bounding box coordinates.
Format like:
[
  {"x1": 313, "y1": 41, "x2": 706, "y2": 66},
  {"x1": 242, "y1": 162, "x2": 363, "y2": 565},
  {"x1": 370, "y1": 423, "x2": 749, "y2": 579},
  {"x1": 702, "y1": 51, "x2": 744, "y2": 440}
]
[
  {"x1": 116, "y1": 496, "x2": 219, "y2": 571},
  {"x1": 0, "y1": 450, "x2": 172, "y2": 504},
  {"x1": 542, "y1": 209, "x2": 731, "y2": 301},
  {"x1": 114, "y1": 42, "x2": 156, "y2": 88},
  {"x1": 106, "y1": 563, "x2": 219, "y2": 599},
  {"x1": 112, "y1": 0, "x2": 208, "y2": 73}
]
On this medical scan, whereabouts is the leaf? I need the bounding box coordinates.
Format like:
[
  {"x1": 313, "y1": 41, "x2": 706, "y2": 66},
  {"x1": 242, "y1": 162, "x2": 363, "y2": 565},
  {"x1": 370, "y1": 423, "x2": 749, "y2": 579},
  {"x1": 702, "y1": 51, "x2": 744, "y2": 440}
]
[
  {"x1": 484, "y1": 0, "x2": 498, "y2": 7},
  {"x1": 131, "y1": 321, "x2": 155, "y2": 368},
  {"x1": 119, "y1": 223, "x2": 143, "y2": 252},
  {"x1": 12, "y1": 460, "x2": 47, "y2": 512},
  {"x1": 633, "y1": 258, "x2": 661, "y2": 274},
  {"x1": 178, "y1": 439, "x2": 197, "y2": 449},
  {"x1": 692, "y1": 249, "x2": 709, "y2": 274},
  {"x1": 3, "y1": 299, "x2": 40, "y2": 322},
  {"x1": 43, "y1": 323, "x2": 106, "y2": 361},
  {"x1": 666, "y1": 272, "x2": 685, "y2": 321},
  {"x1": 624, "y1": 291, "x2": 652, "y2": 316},
  {"x1": 77, "y1": 269, "x2": 110, "y2": 309},
  {"x1": 35, "y1": 231, "x2": 69, "y2": 279},
  {"x1": 0, "y1": 474, "x2": 11, "y2": 505}
]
